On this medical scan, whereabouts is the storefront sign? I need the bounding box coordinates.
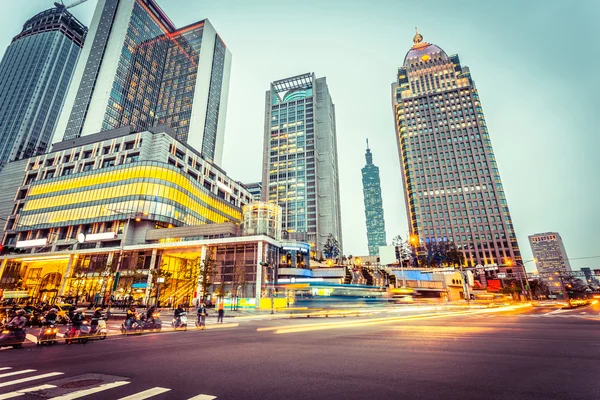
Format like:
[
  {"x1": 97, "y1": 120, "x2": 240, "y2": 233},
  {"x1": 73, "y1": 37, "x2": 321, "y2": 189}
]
[{"x1": 16, "y1": 238, "x2": 48, "y2": 248}]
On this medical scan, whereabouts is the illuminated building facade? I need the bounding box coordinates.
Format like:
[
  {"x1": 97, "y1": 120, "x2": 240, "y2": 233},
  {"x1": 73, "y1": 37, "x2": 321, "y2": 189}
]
[
  {"x1": 361, "y1": 140, "x2": 387, "y2": 256},
  {"x1": 528, "y1": 232, "x2": 571, "y2": 275},
  {"x1": 262, "y1": 73, "x2": 343, "y2": 256},
  {"x1": 54, "y1": 0, "x2": 231, "y2": 165},
  {"x1": 0, "y1": 126, "x2": 277, "y2": 305},
  {"x1": 392, "y1": 30, "x2": 522, "y2": 278},
  {"x1": 1, "y1": 126, "x2": 251, "y2": 251},
  {"x1": 0, "y1": 6, "x2": 87, "y2": 168}
]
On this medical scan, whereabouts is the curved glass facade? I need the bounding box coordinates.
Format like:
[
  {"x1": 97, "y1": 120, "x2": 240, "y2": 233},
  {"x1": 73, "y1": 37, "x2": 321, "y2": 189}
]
[{"x1": 18, "y1": 161, "x2": 242, "y2": 229}]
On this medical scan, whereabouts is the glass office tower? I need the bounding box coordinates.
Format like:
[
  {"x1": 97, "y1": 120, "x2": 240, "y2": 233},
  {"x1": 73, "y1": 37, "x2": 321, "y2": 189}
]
[
  {"x1": 262, "y1": 73, "x2": 343, "y2": 257},
  {"x1": 0, "y1": 6, "x2": 87, "y2": 169},
  {"x1": 361, "y1": 140, "x2": 387, "y2": 256},
  {"x1": 392, "y1": 31, "x2": 523, "y2": 280},
  {"x1": 55, "y1": 0, "x2": 231, "y2": 165}
]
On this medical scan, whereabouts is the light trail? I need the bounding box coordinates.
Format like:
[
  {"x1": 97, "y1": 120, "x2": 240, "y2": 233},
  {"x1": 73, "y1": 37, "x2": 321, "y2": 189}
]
[{"x1": 269, "y1": 304, "x2": 531, "y2": 334}]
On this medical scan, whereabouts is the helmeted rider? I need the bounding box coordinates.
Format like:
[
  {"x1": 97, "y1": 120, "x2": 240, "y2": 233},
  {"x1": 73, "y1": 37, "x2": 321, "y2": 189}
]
[
  {"x1": 90, "y1": 307, "x2": 103, "y2": 332},
  {"x1": 125, "y1": 305, "x2": 137, "y2": 329},
  {"x1": 6, "y1": 309, "x2": 28, "y2": 330},
  {"x1": 146, "y1": 305, "x2": 157, "y2": 321},
  {"x1": 44, "y1": 308, "x2": 59, "y2": 326},
  {"x1": 173, "y1": 304, "x2": 185, "y2": 326},
  {"x1": 70, "y1": 308, "x2": 85, "y2": 336}
]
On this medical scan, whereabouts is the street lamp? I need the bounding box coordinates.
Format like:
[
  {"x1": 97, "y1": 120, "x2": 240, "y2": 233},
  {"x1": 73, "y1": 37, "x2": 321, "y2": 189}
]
[
  {"x1": 409, "y1": 234, "x2": 419, "y2": 268},
  {"x1": 102, "y1": 209, "x2": 149, "y2": 310}
]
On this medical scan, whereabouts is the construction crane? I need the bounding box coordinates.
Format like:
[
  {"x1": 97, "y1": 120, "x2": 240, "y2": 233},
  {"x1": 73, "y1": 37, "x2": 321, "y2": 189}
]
[{"x1": 54, "y1": 0, "x2": 89, "y2": 10}]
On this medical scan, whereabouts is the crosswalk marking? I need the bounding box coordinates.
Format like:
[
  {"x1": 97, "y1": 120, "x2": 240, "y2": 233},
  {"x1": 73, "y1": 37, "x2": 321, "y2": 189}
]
[
  {"x1": 48, "y1": 381, "x2": 130, "y2": 399},
  {"x1": 118, "y1": 387, "x2": 171, "y2": 400},
  {"x1": 0, "y1": 372, "x2": 64, "y2": 389},
  {"x1": 0, "y1": 368, "x2": 217, "y2": 399},
  {"x1": 0, "y1": 384, "x2": 57, "y2": 400},
  {"x1": 25, "y1": 334, "x2": 38, "y2": 344},
  {"x1": 0, "y1": 370, "x2": 35, "y2": 379}
]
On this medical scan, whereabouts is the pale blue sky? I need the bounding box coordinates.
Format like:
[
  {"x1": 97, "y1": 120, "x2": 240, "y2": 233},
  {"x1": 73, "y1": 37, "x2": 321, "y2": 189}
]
[{"x1": 3, "y1": 0, "x2": 598, "y2": 271}]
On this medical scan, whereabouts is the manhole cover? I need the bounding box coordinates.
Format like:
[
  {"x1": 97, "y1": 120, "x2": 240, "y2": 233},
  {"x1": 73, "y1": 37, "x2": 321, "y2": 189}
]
[{"x1": 59, "y1": 379, "x2": 104, "y2": 389}]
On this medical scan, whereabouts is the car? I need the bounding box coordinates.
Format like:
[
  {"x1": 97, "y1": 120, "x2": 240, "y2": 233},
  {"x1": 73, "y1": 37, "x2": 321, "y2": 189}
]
[{"x1": 52, "y1": 304, "x2": 73, "y2": 324}]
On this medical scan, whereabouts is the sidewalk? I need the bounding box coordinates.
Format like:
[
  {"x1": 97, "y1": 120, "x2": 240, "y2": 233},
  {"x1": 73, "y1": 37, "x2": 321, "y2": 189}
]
[{"x1": 104, "y1": 307, "x2": 277, "y2": 318}]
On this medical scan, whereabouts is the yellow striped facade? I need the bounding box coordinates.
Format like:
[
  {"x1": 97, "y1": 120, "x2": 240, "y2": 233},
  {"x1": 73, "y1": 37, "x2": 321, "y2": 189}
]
[{"x1": 18, "y1": 163, "x2": 241, "y2": 228}]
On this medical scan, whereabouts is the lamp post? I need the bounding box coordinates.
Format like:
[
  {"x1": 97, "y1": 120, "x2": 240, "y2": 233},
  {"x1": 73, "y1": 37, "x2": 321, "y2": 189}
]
[
  {"x1": 506, "y1": 259, "x2": 536, "y2": 301},
  {"x1": 101, "y1": 209, "x2": 148, "y2": 311},
  {"x1": 156, "y1": 276, "x2": 165, "y2": 307}
]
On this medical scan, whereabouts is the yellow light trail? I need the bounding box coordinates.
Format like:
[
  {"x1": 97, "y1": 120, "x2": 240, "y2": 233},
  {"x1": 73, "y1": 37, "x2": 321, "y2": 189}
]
[{"x1": 266, "y1": 304, "x2": 531, "y2": 335}]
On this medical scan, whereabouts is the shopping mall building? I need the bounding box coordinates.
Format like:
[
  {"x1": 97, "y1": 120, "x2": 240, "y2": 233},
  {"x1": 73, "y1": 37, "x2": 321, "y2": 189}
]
[{"x1": 0, "y1": 126, "x2": 310, "y2": 307}]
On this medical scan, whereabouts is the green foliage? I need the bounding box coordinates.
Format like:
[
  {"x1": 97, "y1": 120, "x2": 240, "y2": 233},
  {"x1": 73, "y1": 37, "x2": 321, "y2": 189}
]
[{"x1": 323, "y1": 234, "x2": 340, "y2": 261}]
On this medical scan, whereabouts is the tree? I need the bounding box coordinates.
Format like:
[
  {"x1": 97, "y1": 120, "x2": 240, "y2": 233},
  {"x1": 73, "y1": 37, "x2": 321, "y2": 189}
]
[
  {"x1": 529, "y1": 279, "x2": 549, "y2": 299},
  {"x1": 323, "y1": 234, "x2": 340, "y2": 261},
  {"x1": 230, "y1": 263, "x2": 247, "y2": 310},
  {"x1": 198, "y1": 257, "x2": 218, "y2": 302}
]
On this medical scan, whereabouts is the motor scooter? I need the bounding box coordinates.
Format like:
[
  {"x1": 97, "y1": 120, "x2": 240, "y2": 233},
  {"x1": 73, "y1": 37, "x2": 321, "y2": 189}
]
[
  {"x1": 0, "y1": 327, "x2": 27, "y2": 349},
  {"x1": 139, "y1": 312, "x2": 162, "y2": 332},
  {"x1": 88, "y1": 318, "x2": 108, "y2": 340},
  {"x1": 120, "y1": 313, "x2": 143, "y2": 335},
  {"x1": 64, "y1": 319, "x2": 106, "y2": 344},
  {"x1": 37, "y1": 323, "x2": 58, "y2": 345},
  {"x1": 172, "y1": 312, "x2": 187, "y2": 331}
]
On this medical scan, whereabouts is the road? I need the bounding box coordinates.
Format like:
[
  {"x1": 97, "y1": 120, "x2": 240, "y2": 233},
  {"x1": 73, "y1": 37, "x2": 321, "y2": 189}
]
[{"x1": 0, "y1": 303, "x2": 598, "y2": 399}]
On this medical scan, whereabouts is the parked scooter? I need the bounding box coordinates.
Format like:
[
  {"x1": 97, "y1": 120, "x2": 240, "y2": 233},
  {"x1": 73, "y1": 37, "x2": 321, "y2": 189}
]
[
  {"x1": 37, "y1": 323, "x2": 58, "y2": 345},
  {"x1": 172, "y1": 312, "x2": 187, "y2": 331},
  {"x1": 0, "y1": 327, "x2": 26, "y2": 349}
]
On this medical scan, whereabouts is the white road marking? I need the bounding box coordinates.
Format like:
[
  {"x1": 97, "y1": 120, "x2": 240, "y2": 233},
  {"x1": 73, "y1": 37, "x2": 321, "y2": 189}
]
[
  {"x1": 25, "y1": 334, "x2": 38, "y2": 343},
  {"x1": 0, "y1": 368, "x2": 12, "y2": 371},
  {"x1": 0, "y1": 370, "x2": 35, "y2": 379},
  {"x1": 0, "y1": 372, "x2": 64, "y2": 388},
  {"x1": 48, "y1": 380, "x2": 130, "y2": 399},
  {"x1": 187, "y1": 395, "x2": 217, "y2": 400},
  {"x1": 118, "y1": 387, "x2": 171, "y2": 400},
  {"x1": 0, "y1": 384, "x2": 56, "y2": 399}
]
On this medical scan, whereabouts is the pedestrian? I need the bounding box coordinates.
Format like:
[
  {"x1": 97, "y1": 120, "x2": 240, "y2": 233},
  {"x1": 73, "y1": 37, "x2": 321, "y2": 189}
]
[
  {"x1": 196, "y1": 301, "x2": 208, "y2": 330},
  {"x1": 217, "y1": 301, "x2": 224, "y2": 323}
]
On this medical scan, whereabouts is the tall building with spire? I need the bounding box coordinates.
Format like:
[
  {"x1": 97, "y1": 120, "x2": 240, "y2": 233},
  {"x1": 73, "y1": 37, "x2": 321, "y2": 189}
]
[
  {"x1": 0, "y1": 5, "x2": 87, "y2": 169},
  {"x1": 53, "y1": 0, "x2": 231, "y2": 165},
  {"x1": 392, "y1": 29, "x2": 523, "y2": 281},
  {"x1": 361, "y1": 139, "x2": 387, "y2": 256}
]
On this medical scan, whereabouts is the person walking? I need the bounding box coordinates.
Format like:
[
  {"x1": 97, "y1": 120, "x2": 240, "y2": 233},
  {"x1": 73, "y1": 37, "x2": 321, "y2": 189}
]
[
  {"x1": 217, "y1": 300, "x2": 224, "y2": 323},
  {"x1": 196, "y1": 301, "x2": 208, "y2": 330}
]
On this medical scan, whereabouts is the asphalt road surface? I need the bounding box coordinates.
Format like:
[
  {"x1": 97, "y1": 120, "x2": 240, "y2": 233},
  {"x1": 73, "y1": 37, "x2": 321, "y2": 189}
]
[{"x1": 0, "y1": 304, "x2": 598, "y2": 400}]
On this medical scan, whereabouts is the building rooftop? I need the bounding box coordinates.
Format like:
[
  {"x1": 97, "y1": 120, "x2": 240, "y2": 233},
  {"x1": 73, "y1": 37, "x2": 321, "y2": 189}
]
[{"x1": 403, "y1": 29, "x2": 449, "y2": 67}]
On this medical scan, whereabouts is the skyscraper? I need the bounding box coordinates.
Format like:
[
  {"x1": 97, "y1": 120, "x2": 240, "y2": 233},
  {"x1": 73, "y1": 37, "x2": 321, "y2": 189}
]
[
  {"x1": 0, "y1": 6, "x2": 87, "y2": 168},
  {"x1": 361, "y1": 140, "x2": 387, "y2": 256},
  {"x1": 54, "y1": 0, "x2": 231, "y2": 165},
  {"x1": 243, "y1": 182, "x2": 262, "y2": 202},
  {"x1": 528, "y1": 232, "x2": 571, "y2": 275},
  {"x1": 392, "y1": 30, "x2": 523, "y2": 278},
  {"x1": 262, "y1": 73, "x2": 343, "y2": 257}
]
